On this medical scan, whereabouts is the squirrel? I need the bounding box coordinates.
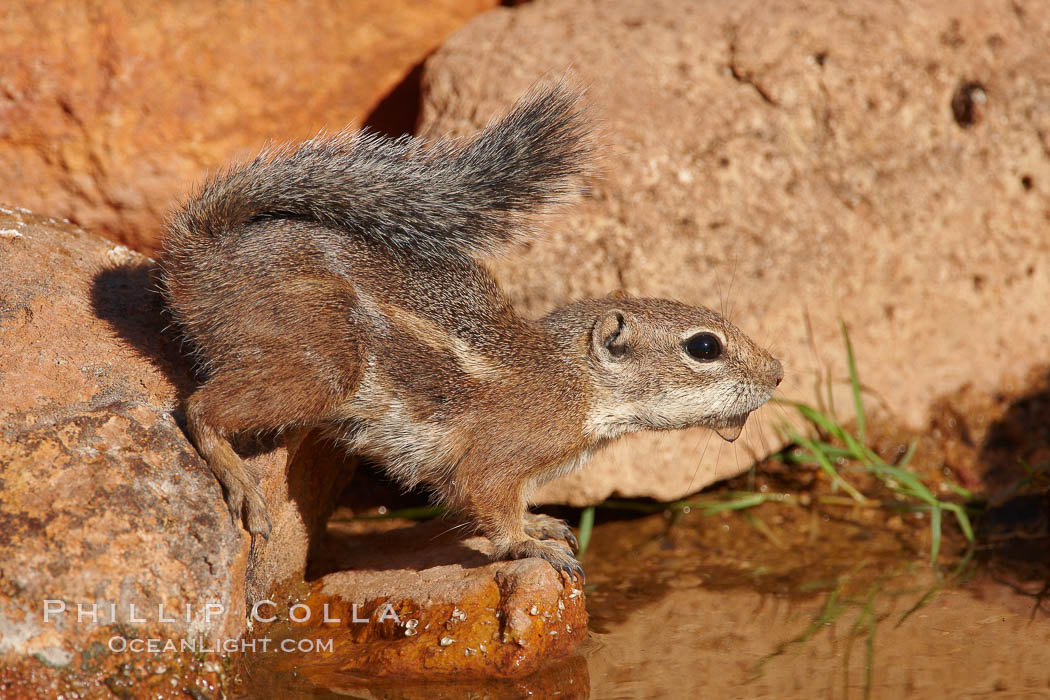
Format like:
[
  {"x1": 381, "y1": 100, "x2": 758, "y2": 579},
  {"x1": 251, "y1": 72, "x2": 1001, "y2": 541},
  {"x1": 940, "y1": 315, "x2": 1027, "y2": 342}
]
[{"x1": 158, "y1": 82, "x2": 783, "y2": 580}]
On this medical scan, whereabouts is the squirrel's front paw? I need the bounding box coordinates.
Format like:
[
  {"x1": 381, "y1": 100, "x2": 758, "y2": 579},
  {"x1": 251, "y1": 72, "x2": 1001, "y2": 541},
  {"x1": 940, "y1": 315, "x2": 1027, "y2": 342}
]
[
  {"x1": 524, "y1": 512, "x2": 579, "y2": 552},
  {"x1": 509, "y1": 537, "x2": 584, "y2": 582}
]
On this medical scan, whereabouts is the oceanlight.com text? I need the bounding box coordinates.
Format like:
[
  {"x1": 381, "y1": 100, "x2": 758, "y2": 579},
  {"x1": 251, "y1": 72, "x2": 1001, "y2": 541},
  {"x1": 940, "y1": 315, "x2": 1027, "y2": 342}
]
[{"x1": 107, "y1": 636, "x2": 334, "y2": 654}]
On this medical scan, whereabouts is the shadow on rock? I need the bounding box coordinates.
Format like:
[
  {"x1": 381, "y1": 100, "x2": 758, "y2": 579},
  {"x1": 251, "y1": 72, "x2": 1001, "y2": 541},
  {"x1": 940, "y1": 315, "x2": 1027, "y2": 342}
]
[
  {"x1": 975, "y1": 369, "x2": 1050, "y2": 611},
  {"x1": 979, "y1": 369, "x2": 1050, "y2": 494},
  {"x1": 90, "y1": 262, "x2": 195, "y2": 399},
  {"x1": 307, "y1": 517, "x2": 493, "y2": 581}
]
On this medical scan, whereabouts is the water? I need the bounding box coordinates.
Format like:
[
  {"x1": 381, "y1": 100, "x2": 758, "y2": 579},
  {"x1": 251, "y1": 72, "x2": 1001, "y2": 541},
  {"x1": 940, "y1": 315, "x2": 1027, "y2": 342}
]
[{"x1": 581, "y1": 505, "x2": 1050, "y2": 699}]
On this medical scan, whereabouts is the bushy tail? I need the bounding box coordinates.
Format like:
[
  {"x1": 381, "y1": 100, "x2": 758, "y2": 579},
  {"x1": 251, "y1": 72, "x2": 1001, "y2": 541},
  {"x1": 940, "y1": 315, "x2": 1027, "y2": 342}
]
[{"x1": 166, "y1": 82, "x2": 593, "y2": 259}]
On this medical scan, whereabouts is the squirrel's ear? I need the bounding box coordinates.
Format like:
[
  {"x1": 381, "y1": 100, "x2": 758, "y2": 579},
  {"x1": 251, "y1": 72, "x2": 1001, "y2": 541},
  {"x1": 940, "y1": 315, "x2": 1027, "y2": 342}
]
[
  {"x1": 592, "y1": 309, "x2": 632, "y2": 361},
  {"x1": 607, "y1": 289, "x2": 631, "y2": 300}
]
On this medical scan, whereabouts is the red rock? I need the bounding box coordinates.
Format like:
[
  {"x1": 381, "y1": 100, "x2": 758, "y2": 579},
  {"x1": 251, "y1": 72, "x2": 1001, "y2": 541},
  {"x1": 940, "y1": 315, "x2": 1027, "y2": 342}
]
[
  {"x1": 0, "y1": 208, "x2": 245, "y2": 690},
  {"x1": 0, "y1": 0, "x2": 499, "y2": 255}
]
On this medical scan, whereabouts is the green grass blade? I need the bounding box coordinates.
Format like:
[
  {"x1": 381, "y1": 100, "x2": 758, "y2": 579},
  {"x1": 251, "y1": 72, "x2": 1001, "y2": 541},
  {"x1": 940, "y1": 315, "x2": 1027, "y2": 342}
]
[
  {"x1": 896, "y1": 440, "x2": 918, "y2": 469},
  {"x1": 870, "y1": 464, "x2": 938, "y2": 505},
  {"x1": 943, "y1": 503, "x2": 975, "y2": 542},
  {"x1": 740, "y1": 510, "x2": 786, "y2": 549},
  {"x1": 944, "y1": 481, "x2": 974, "y2": 500},
  {"x1": 793, "y1": 435, "x2": 867, "y2": 502},
  {"x1": 929, "y1": 506, "x2": 942, "y2": 564},
  {"x1": 794, "y1": 403, "x2": 849, "y2": 443},
  {"x1": 692, "y1": 492, "x2": 770, "y2": 514},
  {"x1": 793, "y1": 402, "x2": 873, "y2": 466},
  {"x1": 897, "y1": 545, "x2": 976, "y2": 626},
  {"x1": 576, "y1": 506, "x2": 595, "y2": 557},
  {"x1": 842, "y1": 322, "x2": 866, "y2": 444}
]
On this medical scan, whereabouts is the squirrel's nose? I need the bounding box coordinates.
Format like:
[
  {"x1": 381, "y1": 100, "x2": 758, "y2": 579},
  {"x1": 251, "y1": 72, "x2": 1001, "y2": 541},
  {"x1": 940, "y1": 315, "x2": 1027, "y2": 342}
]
[{"x1": 771, "y1": 359, "x2": 784, "y2": 387}]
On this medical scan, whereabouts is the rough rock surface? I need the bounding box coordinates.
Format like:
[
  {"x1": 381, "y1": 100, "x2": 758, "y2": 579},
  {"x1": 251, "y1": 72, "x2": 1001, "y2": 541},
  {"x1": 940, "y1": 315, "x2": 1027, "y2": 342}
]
[
  {"x1": 419, "y1": 0, "x2": 1050, "y2": 505},
  {"x1": 0, "y1": 208, "x2": 244, "y2": 692},
  {"x1": 0, "y1": 210, "x2": 348, "y2": 692},
  {"x1": 0, "y1": 0, "x2": 498, "y2": 254}
]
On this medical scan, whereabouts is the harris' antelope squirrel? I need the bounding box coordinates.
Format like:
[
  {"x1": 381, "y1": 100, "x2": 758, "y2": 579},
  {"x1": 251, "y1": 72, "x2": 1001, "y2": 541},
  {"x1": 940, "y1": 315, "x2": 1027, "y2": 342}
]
[{"x1": 159, "y1": 83, "x2": 783, "y2": 579}]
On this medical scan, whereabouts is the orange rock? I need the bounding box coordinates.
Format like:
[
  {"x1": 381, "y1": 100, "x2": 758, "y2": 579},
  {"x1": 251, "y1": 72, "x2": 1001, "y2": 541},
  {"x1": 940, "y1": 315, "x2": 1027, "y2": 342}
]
[
  {"x1": 244, "y1": 518, "x2": 587, "y2": 688},
  {"x1": 0, "y1": 0, "x2": 499, "y2": 255},
  {"x1": 0, "y1": 209, "x2": 348, "y2": 690},
  {"x1": 0, "y1": 208, "x2": 252, "y2": 690}
]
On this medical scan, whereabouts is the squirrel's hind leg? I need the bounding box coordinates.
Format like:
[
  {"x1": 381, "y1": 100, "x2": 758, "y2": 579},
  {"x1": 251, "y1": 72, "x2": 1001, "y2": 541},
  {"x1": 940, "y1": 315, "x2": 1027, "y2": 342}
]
[
  {"x1": 181, "y1": 339, "x2": 361, "y2": 540},
  {"x1": 185, "y1": 389, "x2": 273, "y2": 539}
]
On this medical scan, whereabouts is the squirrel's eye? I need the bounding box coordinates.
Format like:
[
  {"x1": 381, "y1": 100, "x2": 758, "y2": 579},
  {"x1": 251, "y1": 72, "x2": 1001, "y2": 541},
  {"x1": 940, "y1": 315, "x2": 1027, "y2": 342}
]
[{"x1": 684, "y1": 332, "x2": 722, "y2": 361}]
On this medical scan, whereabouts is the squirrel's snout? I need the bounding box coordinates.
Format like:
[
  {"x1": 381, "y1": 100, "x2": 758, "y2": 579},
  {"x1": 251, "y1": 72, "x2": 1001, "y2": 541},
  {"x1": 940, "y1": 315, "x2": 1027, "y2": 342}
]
[{"x1": 771, "y1": 358, "x2": 784, "y2": 387}]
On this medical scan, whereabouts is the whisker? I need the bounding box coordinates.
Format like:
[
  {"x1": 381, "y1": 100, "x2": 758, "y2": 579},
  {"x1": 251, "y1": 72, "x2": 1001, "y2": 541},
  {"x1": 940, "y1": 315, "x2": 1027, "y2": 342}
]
[
  {"x1": 769, "y1": 400, "x2": 796, "y2": 437},
  {"x1": 688, "y1": 427, "x2": 717, "y2": 493},
  {"x1": 431, "y1": 519, "x2": 472, "y2": 542},
  {"x1": 757, "y1": 407, "x2": 779, "y2": 456},
  {"x1": 689, "y1": 380, "x2": 752, "y2": 493},
  {"x1": 713, "y1": 434, "x2": 726, "y2": 480},
  {"x1": 747, "y1": 410, "x2": 771, "y2": 461},
  {"x1": 733, "y1": 428, "x2": 742, "y2": 478}
]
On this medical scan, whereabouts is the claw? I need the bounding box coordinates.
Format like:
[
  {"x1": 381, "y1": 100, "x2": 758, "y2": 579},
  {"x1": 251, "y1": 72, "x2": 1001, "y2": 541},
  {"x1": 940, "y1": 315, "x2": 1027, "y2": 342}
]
[
  {"x1": 254, "y1": 515, "x2": 272, "y2": 541},
  {"x1": 249, "y1": 532, "x2": 264, "y2": 557},
  {"x1": 556, "y1": 560, "x2": 585, "y2": 584},
  {"x1": 250, "y1": 522, "x2": 272, "y2": 542},
  {"x1": 511, "y1": 536, "x2": 585, "y2": 583},
  {"x1": 226, "y1": 484, "x2": 246, "y2": 525},
  {"x1": 246, "y1": 504, "x2": 273, "y2": 541},
  {"x1": 524, "y1": 514, "x2": 579, "y2": 552},
  {"x1": 565, "y1": 529, "x2": 579, "y2": 553}
]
